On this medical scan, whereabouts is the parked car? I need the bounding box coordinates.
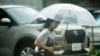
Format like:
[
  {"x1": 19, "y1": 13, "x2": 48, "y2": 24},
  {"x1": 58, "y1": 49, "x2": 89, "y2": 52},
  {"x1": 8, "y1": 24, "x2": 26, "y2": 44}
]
[
  {"x1": 0, "y1": 5, "x2": 43, "y2": 56},
  {"x1": 54, "y1": 24, "x2": 90, "y2": 56}
]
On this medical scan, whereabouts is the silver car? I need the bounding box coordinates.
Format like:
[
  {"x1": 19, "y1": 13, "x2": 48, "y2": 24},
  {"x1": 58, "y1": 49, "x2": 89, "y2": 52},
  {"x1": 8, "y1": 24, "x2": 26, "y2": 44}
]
[
  {"x1": 0, "y1": 5, "x2": 43, "y2": 56},
  {"x1": 54, "y1": 24, "x2": 90, "y2": 56}
]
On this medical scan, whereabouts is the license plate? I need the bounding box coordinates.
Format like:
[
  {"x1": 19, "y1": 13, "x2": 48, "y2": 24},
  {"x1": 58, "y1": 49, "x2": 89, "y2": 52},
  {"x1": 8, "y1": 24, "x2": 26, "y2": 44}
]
[{"x1": 72, "y1": 43, "x2": 81, "y2": 51}]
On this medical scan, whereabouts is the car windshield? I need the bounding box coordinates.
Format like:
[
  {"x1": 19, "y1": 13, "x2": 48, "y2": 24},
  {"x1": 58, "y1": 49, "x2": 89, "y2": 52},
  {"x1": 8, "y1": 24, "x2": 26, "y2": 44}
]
[
  {"x1": 93, "y1": 13, "x2": 100, "y2": 26},
  {"x1": 6, "y1": 7, "x2": 38, "y2": 24}
]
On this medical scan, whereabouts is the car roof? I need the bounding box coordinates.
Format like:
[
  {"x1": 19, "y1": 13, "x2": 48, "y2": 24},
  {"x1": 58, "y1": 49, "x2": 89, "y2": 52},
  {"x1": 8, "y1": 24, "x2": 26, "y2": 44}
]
[{"x1": 0, "y1": 5, "x2": 29, "y2": 9}]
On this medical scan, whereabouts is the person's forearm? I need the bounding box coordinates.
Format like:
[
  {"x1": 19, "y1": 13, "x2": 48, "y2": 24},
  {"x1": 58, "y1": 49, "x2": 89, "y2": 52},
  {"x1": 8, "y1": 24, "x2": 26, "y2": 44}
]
[
  {"x1": 34, "y1": 40, "x2": 48, "y2": 50},
  {"x1": 53, "y1": 45, "x2": 62, "y2": 50}
]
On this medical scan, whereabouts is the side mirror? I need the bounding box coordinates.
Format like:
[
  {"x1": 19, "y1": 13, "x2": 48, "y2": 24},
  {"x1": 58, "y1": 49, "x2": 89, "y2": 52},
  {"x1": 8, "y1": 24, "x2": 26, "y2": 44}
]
[
  {"x1": 37, "y1": 20, "x2": 46, "y2": 23},
  {"x1": 0, "y1": 18, "x2": 11, "y2": 25},
  {"x1": 32, "y1": 18, "x2": 46, "y2": 24}
]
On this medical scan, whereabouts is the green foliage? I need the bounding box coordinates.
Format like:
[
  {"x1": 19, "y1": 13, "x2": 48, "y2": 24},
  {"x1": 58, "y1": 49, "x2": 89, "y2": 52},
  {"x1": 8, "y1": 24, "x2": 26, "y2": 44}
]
[
  {"x1": 95, "y1": 51, "x2": 100, "y2": 56},
  {"x1": 90, "y1": 50, "x2": 100, "y2": 56}
]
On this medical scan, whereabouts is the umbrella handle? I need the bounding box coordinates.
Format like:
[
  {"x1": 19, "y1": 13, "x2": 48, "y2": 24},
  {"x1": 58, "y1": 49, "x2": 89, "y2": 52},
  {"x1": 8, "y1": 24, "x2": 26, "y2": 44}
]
[
  {"x1": 66, "y1": 23, "x2": 68, "y2": 30},
  {"x1": 63, "y1": 23, "x2": 68, "y2": 50}
]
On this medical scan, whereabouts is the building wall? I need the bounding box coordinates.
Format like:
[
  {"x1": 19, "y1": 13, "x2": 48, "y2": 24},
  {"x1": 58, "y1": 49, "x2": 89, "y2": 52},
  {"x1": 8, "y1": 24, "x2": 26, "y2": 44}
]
[
  {"x1": 0, "y1": 0, "x2": 43, "y2": 11},
  {"x1": 43, "y1": 0, "x2": 100, "y2": 9},
  {"x1": 43, "y1": 0, "x2": 60, "y2": 7}
]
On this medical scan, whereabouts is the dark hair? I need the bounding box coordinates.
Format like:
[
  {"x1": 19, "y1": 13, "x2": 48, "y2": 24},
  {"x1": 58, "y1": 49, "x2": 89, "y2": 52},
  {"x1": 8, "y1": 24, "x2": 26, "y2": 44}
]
[{"x1": 43, "y1": 18, "x2": 54, "y2": 28}]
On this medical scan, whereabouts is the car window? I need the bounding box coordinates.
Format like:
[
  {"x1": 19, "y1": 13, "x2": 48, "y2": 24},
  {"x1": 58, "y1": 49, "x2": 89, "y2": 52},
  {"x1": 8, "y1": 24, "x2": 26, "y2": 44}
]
[
  {"x1": 32, "y1": 18, "x2": 46, "y2": 24},
  {"x1": 0, "y1": 10, "x2": 7, "y2": 18},
  {"x1": 92, "y1": 13, "x2": 100, "y2": 26},
  {"x1": 6, "y1": 7, "x2": 38, "y2": 24}
]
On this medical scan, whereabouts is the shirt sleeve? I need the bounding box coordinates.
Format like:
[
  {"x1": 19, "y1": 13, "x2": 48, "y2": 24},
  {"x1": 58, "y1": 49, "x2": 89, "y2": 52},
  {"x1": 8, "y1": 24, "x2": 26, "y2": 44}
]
[{"x1": 36, "y1": 29, "x2": 48, "y2": 45}]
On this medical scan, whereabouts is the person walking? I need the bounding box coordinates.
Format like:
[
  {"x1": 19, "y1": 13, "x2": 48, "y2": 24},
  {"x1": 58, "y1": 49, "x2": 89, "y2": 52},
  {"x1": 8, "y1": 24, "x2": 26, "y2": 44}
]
[{"x1": 34, "y1": 18, "x2": 65, "y2": 56}]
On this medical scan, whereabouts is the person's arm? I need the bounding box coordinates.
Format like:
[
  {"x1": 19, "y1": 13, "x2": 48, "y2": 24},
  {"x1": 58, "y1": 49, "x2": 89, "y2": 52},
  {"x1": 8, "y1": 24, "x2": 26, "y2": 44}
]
[
  {"x1": 53, "y1": 43, "x2": 65, "y2": 50},
  {"x1": 53, "y1": 41, "x2": 66, "y2": 50},
  {"x1": 34, "y1": 39, "x2": 48, "y2": 50},
  {"x1": 34, "y1": 39, "x2": 54, "y2": 53}
]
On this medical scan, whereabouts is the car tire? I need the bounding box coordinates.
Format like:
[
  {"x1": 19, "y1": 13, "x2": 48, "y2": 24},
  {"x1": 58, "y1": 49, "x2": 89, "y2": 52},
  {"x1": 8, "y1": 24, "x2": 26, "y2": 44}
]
[{"x1": 16, "y1": 43, "x2": 35, "y2": 56}]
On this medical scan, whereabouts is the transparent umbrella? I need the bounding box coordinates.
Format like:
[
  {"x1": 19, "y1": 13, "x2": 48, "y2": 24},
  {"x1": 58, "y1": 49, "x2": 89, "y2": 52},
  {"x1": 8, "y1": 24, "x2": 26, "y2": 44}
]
[{"x1": 39, "y1": 3, "x2": 96, "y2": 26}]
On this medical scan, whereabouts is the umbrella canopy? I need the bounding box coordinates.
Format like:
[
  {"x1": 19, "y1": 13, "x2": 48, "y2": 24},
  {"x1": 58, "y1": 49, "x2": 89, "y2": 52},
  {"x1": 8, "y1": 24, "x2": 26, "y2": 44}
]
[{"x1": 39, "y1": 3, "x2": 96, "y2": 26}]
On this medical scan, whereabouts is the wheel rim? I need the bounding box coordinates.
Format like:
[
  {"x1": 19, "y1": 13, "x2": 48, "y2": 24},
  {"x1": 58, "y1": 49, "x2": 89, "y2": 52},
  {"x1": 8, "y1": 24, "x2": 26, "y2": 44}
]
[{"x1": 21, "y1": 47, "x2": 34, "y2": 56}]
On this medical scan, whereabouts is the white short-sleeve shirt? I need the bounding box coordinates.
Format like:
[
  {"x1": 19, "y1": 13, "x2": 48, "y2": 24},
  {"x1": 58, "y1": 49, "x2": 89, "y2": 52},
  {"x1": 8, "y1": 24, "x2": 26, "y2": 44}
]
[{"x1": 35, "y1": 28, "x2": 55, "y2": 52}]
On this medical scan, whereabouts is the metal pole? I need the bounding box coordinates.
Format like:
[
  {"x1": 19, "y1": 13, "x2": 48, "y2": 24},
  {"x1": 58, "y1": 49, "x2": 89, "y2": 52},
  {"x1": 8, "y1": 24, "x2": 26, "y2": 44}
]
[{"x1": 91, "y1": 26, "x2": 95, "y2": 53}]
